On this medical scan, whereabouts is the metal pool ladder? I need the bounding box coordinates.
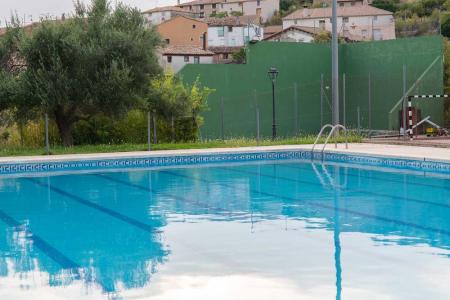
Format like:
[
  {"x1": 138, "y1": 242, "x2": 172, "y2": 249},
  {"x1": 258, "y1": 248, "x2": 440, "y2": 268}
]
[{"x1": 312, "y1": 124, "x2": 348, "y2": 159}]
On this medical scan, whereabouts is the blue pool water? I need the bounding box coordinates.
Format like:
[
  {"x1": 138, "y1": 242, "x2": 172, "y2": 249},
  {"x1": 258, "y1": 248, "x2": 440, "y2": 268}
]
[{"x1": 0, "y1": 158, "x2": 449, "y2": 299}]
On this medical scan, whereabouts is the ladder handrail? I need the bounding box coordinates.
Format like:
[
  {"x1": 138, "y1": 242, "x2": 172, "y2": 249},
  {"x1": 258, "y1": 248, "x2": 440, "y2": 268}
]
[
  {"x1": 312, "y1": 124, "x2": 334, "y2": 152},
  {"x1": 322, "y1": 124, "x2": 348, "y2": 153}
]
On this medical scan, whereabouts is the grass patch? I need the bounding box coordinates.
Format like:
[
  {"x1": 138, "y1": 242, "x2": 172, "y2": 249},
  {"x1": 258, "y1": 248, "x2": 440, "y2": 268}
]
[{"x1": 0, "y1": 135, "x2": 361, "y2": 157}]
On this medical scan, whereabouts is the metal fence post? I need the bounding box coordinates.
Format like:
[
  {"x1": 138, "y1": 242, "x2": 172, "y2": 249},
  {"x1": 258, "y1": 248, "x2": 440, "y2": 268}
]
[
  {"x1": 294, "y1": 82, "x2": 298, "y2": 135},
  {"x1": 402, "y1": 64, "x2": 407, "y2": 139},
  {"x1": 147, "y1": 111, "x2": 151, "y2": 151},
  {"x1": 171, "y1": 114, "x2": 175, "y2": 142},
  {"x1": 357, "y1": 106, "x2": 361, "y2": 134},
  {"x1": 368, "y1": 73, "x2": 372, "y2": 136},
  {"x1": 320, "y1": 73, "x2": 324, "y2": 127},
  {"x1": 343, "y1": 73, "x2": 346, "y2": 127},
  {"x1": 45, "y1": 113, "x2": 50, "y2": 155},
  {"x1": 220, "y1": 97, "x2": 225, "y2": 140},
  {"x1": 153, "y1": 110, "x2": 157, "y2": 144},
  {"x1": 256, "y1": 107, "x2": 260, "y2": 146}
]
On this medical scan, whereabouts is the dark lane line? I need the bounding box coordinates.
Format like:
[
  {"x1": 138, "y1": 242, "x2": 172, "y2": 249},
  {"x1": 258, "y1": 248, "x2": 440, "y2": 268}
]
[
  {"x1": 0, "y1": 208, "x2": 81, "y2": 272},
  {"x1": 25, "y1": 177, "x2": 161, "y2": 234},
  {"x1": 219, "y1": 164, "x2": 450, "y2": 209},
  {"x1": 94, "y1": 173, "x2": 248, "y2": 217},
  {"x1": 282, "y1": 162, "x2": 450, "y2": 192},
  {"x1": 159, "y1": 169, "x2": 450, "y2": 236}
]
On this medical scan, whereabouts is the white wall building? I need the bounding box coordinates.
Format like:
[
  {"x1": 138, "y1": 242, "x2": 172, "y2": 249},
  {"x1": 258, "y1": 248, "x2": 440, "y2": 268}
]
[
  {"x1": 263, "y1": 26, "x2": 325, "y2": 43},
  {"x1": 142, "y1": 6, "x2": 198, "y2": 26},
  {"x1": 160, "y1": 46, "x2": 214, "y2": 72},
  {"x1": 205, "y1": 15, "x2": 264, "y2": 47},
  {"x1": 282, "y1": 6, "x2": 395, "y2": 41},
  {"x1": 177, "y1": 0, "x2": 279, "y2": 22}
]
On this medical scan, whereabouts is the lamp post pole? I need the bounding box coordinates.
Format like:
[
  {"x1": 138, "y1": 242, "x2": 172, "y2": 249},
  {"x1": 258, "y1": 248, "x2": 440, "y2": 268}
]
[
  {"x1": 268, "y1": 67, "x2": 279, "y2": 140},
  {"x1": 272, "y1": 78, "x2": 276, "y2": 140}
]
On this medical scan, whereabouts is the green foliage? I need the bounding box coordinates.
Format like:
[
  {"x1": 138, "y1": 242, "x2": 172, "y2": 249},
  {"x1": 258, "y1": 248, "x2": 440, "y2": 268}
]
[
  {"x1": 265, "y1": 11, "x2": 283, "y2": 25},
  {"x1": 230, "y1": 11, "x2": 244, "y2": 17},
  {"x1": 0, "y1": 134, "x2": 363, "y2": 157},
  {"x1": 1, "y1": 0, "x2": 162, "y2": 146},
  {"x1": 313, "y1": 31, "x2": 332, "y2": 43},
  {"x1": 211, "y1": 12, "x2": 229, "y2": 18},
  {"x1": 147, "y1": 72, "x2": 213, "y2": 140},
  {"x1": 441, "y1": 12, "x2": 450, "y2": 37},
  {"x1": 232, "y1": 47, "x2": 246, "y2": 63},
  {"x1": 372, "y1": 0, "x2": 399, "y2": 12}
]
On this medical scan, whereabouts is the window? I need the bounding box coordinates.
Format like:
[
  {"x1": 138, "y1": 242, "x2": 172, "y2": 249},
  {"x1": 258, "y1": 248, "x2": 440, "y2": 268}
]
[
  {"x1": 218, "y1": 27, "x2": 225, "y2": 37},
  {"x1": 223, "y1": 53, "x2": 229, "y2": 59},
  {"x1": 221, "y1": 4, "x2": 224, "y2": 8},
  {"x1": 194, "y1": 56, "x2": 200, "y2": 64},
  {"x1": 192, "y1": 24, "x2": 196, "y2": 29},
  {"x1": 257, "y1": 0, "x2": 261, "y2": 6},
  {"x1": 167, "y1": 56, "x2": 172, "y2": 63},
  {"x1": 200, "y1": 12, "x2": 204, "y2": 18},
  {"x1": 294, "y1": 20, "x2": 298, "y2": 25},
  {"x1": 212, "y1": 4, "x2": 216, "y2": 8},
  {"x1": 228, "y1": 26, "x2": 233, "y2": 32},
  {"x1": 189, "y1": 5, "x2": 192, "y2": 10},
  {"x1": 319, "y1": 20, "x2": 325, "y2": 29},
  {"x1": 373, "y1": 16, "x2": 378, "y2": 21},
  {"x1": 184, "y1": 56, "x2": 189, "y2": 62},
  {"x1": 165, "y1": 38, "x2": 170, "y2": 44},
  {"x1": 343, "y1": 17, "x2": 349, "y2": 23},
  {"x1": 339, "y1": 3, "x2": 344, "y2": 6},
  {"x1": 200, "y1": 4, "x2": 204, "y2": 9},
  {"x1": 361, "y1": 29, "x2": 367, "y2": 37},
  {"x1": 239, "y1": 2, "x2": 243, "y2": 6}
]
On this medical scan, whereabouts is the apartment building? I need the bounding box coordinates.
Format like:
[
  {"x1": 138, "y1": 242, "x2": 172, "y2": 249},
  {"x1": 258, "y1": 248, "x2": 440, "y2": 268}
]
[{"x1": 282, "y1": 5, "x2": 395, "y2": 41}]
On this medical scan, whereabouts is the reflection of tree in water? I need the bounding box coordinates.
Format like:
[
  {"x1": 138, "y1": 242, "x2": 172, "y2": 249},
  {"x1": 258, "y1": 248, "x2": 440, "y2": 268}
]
[{"x1": 0, "y1": 175, "x2": 170, "y2": 295}]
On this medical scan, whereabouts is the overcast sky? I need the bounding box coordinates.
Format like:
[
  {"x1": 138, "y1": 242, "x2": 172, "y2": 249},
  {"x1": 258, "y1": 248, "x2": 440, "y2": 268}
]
[{"x1": 0, "y1": 0, "x2": 178, "y2": 27}]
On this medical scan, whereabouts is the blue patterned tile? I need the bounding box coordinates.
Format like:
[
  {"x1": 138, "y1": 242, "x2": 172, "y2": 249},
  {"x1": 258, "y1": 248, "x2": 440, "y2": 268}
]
[{"x1": 0, "y1": 150, "x2": 449, "y2": 175}]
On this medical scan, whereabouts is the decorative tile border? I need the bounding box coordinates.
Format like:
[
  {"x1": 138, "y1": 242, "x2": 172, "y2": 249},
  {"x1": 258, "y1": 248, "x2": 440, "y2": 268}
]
[{"x1": 0, "y1": 149, "x2": 450, "y2": 176}]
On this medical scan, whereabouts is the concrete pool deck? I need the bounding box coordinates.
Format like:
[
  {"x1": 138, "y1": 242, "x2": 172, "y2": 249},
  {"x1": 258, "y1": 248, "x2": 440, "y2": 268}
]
[{"x1": 0, "y1": 143, "x2": 449, "y2": 164}]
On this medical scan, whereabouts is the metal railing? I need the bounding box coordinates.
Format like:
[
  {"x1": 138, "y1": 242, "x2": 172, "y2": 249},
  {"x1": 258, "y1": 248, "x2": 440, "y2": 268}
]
[{"x1": 312, "y1": 124, "x2": 348, "y2": 159}]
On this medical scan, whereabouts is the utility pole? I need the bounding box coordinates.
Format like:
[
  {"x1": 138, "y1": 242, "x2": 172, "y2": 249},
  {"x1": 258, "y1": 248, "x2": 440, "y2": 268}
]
[{"x1": 331, "y1": 0, "x2": 339, "y2": 125}]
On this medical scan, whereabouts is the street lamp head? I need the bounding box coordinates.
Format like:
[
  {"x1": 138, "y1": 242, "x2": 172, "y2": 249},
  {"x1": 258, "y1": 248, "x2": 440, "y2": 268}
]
[{"x1": 268, "y1": 67, "x2": 279, "y2": 82}]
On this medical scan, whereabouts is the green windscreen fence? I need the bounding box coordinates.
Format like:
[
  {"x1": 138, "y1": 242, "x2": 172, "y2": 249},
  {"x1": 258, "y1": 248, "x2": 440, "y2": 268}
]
[{"x1": 179, "y1": 35, "x2": 444, "y2": 139}]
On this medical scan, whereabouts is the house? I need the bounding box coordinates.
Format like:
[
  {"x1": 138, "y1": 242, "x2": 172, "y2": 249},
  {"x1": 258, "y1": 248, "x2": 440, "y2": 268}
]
[
  {"x1": 263, "y1": 26, "x2": 326, "y2": 43},
  {"x1": 160, "y1": 46, "x2": 214, "y2": 72},
  {"x1": 204, "y1": 15, "x2": 264, "y2": 47},
  {"x1": 313, "y1": 0, "x2": 368, "y2": 8},
  {"x1": 142, "y1": 6, "x2": 198, "y2": 25},
  {"x1": 177, "y1": 0, "x2": 279, "y2": 22},
  {"x1": 282, "y1": 6, "x2": 395, "y2": 41},
  {"x1": 208, "y1": 46, "x2": 242, "y2": 63},
  {"x1": 157, "y1": 16, "x2": 208, "y2": 48},
  {"x1": 263, "y1": 25, "x2": 282, "y2": 38}
]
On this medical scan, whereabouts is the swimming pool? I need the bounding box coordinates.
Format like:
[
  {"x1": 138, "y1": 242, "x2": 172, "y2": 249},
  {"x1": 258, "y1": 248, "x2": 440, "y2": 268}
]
[{"x1": 0, "y1": 150, "x2": 449, "y2": 299}]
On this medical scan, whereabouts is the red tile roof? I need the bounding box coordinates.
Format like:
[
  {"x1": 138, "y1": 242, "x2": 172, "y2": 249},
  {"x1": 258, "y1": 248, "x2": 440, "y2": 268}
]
[
  {"x1": 163, "y1": 45, "x2": 214, "y2": 55},
  {"x1": 283, "y1": 5, "x2": 393, "y2": 20},
  {"x1": 202, "y1": 15, "x2": 261, "y2": 26},
  {"x1": 142, "y1": 6, "x2": 189, "y2": 13},
  {"x1": 263, "y1": 25, "x2": 326, "y2": 40}
]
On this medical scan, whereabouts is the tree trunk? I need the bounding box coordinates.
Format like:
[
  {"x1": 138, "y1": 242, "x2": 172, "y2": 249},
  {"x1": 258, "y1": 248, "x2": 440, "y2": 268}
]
[{"x1": 54, "y1": 106, "x2": 74, "y2": 147}]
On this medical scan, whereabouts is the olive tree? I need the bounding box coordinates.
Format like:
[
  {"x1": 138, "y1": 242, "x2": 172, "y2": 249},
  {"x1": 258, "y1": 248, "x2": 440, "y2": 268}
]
[{"x1": 16, "y1": 0, "x2": 161, "y2": 146}]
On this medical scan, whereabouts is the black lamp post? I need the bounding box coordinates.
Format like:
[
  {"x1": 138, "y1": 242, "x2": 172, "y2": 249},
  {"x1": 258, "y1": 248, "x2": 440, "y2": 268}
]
[{"x1": 268, "y1": 67, "x2": 279, "y2": 140}]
